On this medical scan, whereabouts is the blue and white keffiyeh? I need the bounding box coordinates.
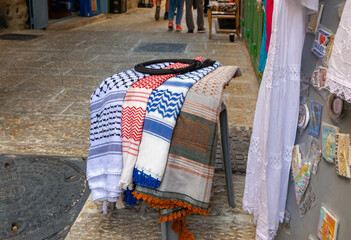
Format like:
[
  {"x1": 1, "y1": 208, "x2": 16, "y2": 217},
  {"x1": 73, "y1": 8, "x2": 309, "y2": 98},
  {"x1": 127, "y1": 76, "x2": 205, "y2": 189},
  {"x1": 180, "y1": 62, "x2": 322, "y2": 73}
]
[{"x1": 133, "y1": 61, "x2": 221, "y2": 189}]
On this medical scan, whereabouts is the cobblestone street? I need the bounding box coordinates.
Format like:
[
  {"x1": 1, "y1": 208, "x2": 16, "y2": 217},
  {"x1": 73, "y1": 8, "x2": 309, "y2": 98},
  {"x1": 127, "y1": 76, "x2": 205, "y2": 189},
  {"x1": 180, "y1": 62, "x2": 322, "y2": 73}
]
[{"x1": 0, "y1": 6, "x2": 259, "y2": 240}]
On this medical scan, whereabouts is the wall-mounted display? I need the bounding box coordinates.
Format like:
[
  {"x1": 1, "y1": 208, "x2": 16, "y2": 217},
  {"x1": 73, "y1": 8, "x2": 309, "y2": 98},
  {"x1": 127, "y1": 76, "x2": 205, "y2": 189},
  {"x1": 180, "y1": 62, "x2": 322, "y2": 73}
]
[
  {"x1": 308, "y1": 102, "x2": 322, "y2": 138},
  {"x1": 328, "y1": 94, "x2": 344, "y2": 120},
  {"x1": 307, "y1": 3, "x2": 324, "y2": 34},
  {"x1": 322, "y1": 123, "x2": 340, "y2": 163},
  {"x1": 298, "y1": 103, "x2": 310, "y2": 130},
  {"x1": 335, "y1": 133, "x2": 350, "y2": 178},
  {"x1": 292, "y1": 145, "x2": 302, "y2": 179},
  {"x1": 298, "y1": 184, "x2": 316, "y2": 217},
  {"x1": 317, "y1": 206, "x2": 338, "y2": 240},
  {"x1": 318, "y1": 66, "x2": 327, "y2": 88},
  {"x1": 312, "y1": 28, "x2": 333, "y2": 58},
  {"x1": 309, "y1": 138, "x2": 321, "y2": 175},
  {"x1": 295, "y1": 163, "x2": 311, "y2": 205}
]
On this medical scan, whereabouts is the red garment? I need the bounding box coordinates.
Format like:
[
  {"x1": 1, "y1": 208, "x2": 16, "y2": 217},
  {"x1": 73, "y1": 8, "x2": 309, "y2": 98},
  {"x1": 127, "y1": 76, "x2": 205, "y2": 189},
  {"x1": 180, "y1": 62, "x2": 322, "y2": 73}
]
[{"x1": 265, "y1": 0, "x2": 273, "y2": 52}]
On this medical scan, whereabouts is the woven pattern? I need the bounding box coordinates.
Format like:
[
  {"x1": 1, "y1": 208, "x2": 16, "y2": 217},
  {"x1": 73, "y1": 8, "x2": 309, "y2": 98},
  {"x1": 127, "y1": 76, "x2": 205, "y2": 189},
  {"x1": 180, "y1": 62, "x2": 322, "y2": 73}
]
[
  {"x1": 133, "y1": 66, "x2": 240, "y2": 238},
  {"x1": 119, "y1": 61, "x2": 195, "y2": 190},
  {"x1": 133, "y1": 62, "x2": 221, "y2": 189},
  {"x1": 87, "y1": 63, "x2": 171, "y2": 202}
]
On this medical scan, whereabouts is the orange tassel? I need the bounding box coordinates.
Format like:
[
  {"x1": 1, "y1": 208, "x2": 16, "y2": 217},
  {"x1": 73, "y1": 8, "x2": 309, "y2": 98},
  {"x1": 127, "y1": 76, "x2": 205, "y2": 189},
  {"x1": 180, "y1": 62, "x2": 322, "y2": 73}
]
[
  {"x1": 178, "y1": 230, "x2": 194, "y2": 240},
  {"x1": 171, "y1": 218, "x2": 183, "y2": 234}
]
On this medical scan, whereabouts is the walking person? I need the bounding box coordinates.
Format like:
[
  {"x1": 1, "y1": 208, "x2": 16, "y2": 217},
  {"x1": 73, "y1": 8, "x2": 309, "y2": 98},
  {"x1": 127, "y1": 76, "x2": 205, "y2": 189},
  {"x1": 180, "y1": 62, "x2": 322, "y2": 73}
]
[
  {"x1": 155, "y1": 0, "x2": 170, "y2": 20},
  {"x1": 185, "y1": 0, "x2": 205, "y2": 33},
  {"x1": 168, "y1": 0, "x2": 185, "y2": 31}
]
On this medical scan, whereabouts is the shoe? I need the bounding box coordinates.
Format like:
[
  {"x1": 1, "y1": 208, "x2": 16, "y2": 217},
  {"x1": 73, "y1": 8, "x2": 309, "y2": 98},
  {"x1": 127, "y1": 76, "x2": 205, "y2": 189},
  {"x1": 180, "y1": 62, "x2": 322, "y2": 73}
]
[
  {"x1": 176, "y1": 25, "x2": 182, "y2": 32},
  {"x1": 164, "y1": 12, "x2": 168, "y2": 20},
  {"x1": 187, "y1": 29, "x2": 194, "y2": 33},
  {"x1": 198, "y1": 28, "x2": 206, "y2": 33},
  {"x1": 168, "y1": 21, "x2": 174, "y2": 31},
  {"x1": 155, "y1": 6, "x2": 160, "y2": 20}
]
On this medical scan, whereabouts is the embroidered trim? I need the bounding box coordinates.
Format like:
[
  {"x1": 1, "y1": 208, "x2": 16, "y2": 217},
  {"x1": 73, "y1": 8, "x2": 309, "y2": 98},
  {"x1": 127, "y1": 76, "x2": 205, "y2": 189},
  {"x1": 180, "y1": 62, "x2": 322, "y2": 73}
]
[{"x1": 325, "y1": 78, "x2": 351, "y2": 103}]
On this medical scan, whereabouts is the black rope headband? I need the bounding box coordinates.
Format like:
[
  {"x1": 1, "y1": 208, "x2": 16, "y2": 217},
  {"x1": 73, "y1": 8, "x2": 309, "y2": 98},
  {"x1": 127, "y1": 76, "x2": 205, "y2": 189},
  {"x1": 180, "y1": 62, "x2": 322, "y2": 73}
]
[{"x1": 134, "y1": 58, "x2": 216, "y2": 75}]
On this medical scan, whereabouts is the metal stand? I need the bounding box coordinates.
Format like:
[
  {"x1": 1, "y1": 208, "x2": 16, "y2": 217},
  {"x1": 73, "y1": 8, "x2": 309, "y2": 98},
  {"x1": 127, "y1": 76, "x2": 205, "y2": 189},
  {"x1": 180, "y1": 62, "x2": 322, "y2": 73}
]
[{"x1": 161, "y1": 102, "x2": 236, "y2": 239}]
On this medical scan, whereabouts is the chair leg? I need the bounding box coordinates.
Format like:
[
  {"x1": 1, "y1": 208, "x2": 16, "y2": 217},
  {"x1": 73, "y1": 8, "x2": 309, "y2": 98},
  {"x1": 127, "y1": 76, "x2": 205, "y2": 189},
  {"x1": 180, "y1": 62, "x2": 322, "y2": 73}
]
[
  {"x1": 208, "y1": 9, "x2": 212, "y2": 39},
  {"x1": 219, "y1": 103, "x2": 236, "y2": 208}
]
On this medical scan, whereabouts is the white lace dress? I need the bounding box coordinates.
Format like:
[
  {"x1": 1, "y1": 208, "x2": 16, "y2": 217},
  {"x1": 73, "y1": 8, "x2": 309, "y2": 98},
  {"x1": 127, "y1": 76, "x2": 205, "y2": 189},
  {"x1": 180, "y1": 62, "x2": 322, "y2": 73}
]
[
  {"x1": 243, "y1": 0, "x2": 318, "y2": 239},
  {"x1": 326, "y1": 0, "x2": 351, "y2": 102}
]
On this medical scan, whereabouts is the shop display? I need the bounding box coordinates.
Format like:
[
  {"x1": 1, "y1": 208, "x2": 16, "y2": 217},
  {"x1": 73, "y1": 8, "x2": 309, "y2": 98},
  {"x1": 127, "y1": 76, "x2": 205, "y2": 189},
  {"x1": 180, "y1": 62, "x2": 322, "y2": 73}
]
[
  {"x1": 119, "y1": 60, "x2": 199, "y2": 192},
  {"x1": 328, "y1": 94, "x2": 344, "y2": 120},
  {"x1": 295, "y1": 163, "x2": 311, "y2": 205},
  {"x1": 309, "y1": 138, "x2": 321, "y2": 175},
  {"x1": 325, "y1": 0, "x2": 351, "y2": 103},
  {"x1": 325, "y1": 35, "x2": 335, "y2": 66},
  {"x1": 322, "y1": 123, "x2": 340, "y2": 163},
  {"x1": 133, "y1": 62, "x2": 220, "y2": 189},
  {"x1": 133, "y1": 66, "x2": 240, "y2": 238},
  {"x1": 308, "y1": 102, "x2": 322, "y2": 138},
  {"x1": 87, "y1": 61, "x2": 172, "y2": 203},
  {"x1": 312, "y1": 69, "x2": 319, "y2": 87},
  {"x1": 318, "y1": 66, "x2": 327, "y2": 88},
  {"x1": 317, "y1": 206, "x2": 338, "y2": 240},
  {"x1": 243, "y1": 0, "x2": 319, "y2": 239},
  {"x1": 292, "y1": 145, "x2": 302, "y2": 179},
  {"x1": 312, "y1": 28, "x2": 333, "y2": 58},
  {"x1": 335, "y1": 133, "x2": 350, "y2": 178},
  {"x1": 298, "y1": 103, "x2": 310, "y2": 130},
  {"x1": 307, "y1": 3, "x2": 324, "y2": 33},
  {"x1": 298, "y1": 184, "x2": 316, "y2": 217}
]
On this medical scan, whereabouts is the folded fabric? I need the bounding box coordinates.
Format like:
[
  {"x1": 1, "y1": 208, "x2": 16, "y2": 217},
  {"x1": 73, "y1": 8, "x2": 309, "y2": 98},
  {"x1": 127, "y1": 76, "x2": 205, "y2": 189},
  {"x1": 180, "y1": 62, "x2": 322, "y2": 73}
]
[
  {"x1": 133, "y1": 66, "x2": 241, "y2": 237},
  {"x1": 133, "y1": 61, "x2": 221, "y2": 189},
  {"x1": 120, "y1": 58, "x2": 203, "y2": 191},
  {"x1": 87, "y1": 62, "x2": 171, "y2": 202}
]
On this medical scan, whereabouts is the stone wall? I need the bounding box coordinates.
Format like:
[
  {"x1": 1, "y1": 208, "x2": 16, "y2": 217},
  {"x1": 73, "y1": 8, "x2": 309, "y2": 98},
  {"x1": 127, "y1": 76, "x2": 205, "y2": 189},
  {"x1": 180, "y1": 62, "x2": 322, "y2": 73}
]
[{"x1": 0, "y1": 0, "x2": 28, "y2": 29}]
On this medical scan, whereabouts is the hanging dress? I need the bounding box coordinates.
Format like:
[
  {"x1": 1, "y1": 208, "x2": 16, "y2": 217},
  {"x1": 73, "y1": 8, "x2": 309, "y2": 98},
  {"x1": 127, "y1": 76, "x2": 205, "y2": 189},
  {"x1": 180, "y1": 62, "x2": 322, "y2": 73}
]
[
  {"x1": 243, "y1": 0, "x2": 318, "y2": 239},
  {"x1": 325, "y1": 0, "x2": 351, "y2": 103}
]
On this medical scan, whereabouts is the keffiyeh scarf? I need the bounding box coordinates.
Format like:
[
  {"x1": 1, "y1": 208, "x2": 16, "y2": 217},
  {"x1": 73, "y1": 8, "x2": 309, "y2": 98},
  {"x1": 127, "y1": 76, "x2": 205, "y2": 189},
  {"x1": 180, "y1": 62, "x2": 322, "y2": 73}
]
[
  {"x1": 133, "y1": 61, "x2": 221, "y2": 189},
  {"x1": 133, "y1": 66, "x2": 241, "y2": 238},
  {"x1": 120, "y1": 59, "x2": 202, "y2": 190},
  {"x1": 87, "y1": 63, "x2": 171, "y2": 202}
]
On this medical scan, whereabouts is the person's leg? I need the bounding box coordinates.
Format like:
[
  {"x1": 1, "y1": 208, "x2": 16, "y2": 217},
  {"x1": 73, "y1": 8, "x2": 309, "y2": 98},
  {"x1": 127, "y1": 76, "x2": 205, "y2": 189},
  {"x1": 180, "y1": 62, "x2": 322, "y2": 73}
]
[
  {"x1": 175, "y1": 0, "x2": 184, "y2": 26},
  {"x1": 168, "y1": 0, "x2": 177, "y2": 30},
  {"x1": 155, "y1": 0, "x2": 162, "y2": 20},
  {"x1": 185, "y1": 0, "x2": 194, "y2": 32},
  {"x1": 203, "y1": 0, "x2": 209, "y2": 14},
  {"x1": 196, "y1": 0, "x2": 204, "y2": 31},
  {"x1": 164, "y1": 0, "x2": 170, "y2": 19}
]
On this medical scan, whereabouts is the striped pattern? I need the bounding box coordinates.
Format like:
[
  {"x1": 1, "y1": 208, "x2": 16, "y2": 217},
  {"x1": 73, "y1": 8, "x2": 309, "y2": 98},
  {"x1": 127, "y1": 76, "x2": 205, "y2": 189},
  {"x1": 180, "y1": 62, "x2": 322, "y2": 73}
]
[
  {"x1": 87, "y1": 63, "x2": 171, "y2": 202},
  {"x1": 134, "y1": 66, "x2": 241, "y2": 222},
  {"x1": 133, "y1": 62, "x2": 222, "y2": 189},
  {"x1": 119, "y1": 61, "x2": 192, "y2": 190}
]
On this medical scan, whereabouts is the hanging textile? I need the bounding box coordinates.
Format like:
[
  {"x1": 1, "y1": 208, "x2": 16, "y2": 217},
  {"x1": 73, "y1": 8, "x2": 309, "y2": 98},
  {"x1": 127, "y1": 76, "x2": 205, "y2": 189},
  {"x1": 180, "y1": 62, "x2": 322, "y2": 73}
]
[
  {"x1": 132, "y1": 61, "x2": 221, "y2": 189},
  {"x1": 259, "y1": 0, "x2": 268, "y2": 72},
  {"x1": 243, "y1": 0, "x2": 318, "y2": 239},
  {"x1": 87, "y1": 62, "x2": 171, "y2": 202},
  {"x1": 120, "y1": 58, "x2": 202, "y2": 191},
  {"x1": 265, "y1": 0, "x2": 273, "y2": 52},
  {"x1": 132, "y1": 66, "x2": 241, "y2": 237},
  {"x1": 325, "y1": 0, "x2": 351, "y2": 103}
]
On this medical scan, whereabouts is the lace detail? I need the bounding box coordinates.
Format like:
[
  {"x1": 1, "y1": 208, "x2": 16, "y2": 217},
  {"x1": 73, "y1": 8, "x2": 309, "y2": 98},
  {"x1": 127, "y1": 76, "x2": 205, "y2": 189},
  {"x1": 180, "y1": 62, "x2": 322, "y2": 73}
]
[
  {"x1": 264, "y1": 65, "x2": 301, "y2": 88},
  {"x1": 325, "y1": 3, "x2": 351, "y2": 103},
  {"x1": 325, "y1": 78, "x2": 351, "y2": 103}
]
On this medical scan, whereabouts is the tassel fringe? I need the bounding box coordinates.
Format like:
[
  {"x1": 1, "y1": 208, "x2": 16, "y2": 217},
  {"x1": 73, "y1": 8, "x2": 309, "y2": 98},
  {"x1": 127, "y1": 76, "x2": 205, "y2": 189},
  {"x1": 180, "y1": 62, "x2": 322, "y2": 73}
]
[{"x1": 132, "y1": 192, "x2": 210, "y2": 222}]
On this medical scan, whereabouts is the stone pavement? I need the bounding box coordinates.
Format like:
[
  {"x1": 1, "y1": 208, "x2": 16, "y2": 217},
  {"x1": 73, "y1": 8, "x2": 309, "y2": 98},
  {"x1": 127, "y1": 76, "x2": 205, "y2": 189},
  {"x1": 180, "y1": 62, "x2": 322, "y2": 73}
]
[{"x1": 0, "y1": 6, "x2": 259, "y2": 240}]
